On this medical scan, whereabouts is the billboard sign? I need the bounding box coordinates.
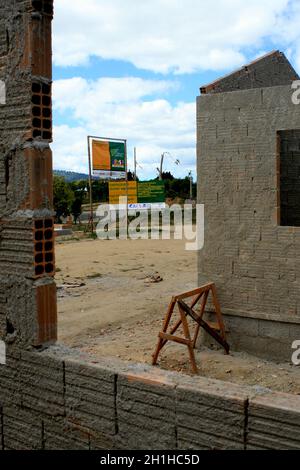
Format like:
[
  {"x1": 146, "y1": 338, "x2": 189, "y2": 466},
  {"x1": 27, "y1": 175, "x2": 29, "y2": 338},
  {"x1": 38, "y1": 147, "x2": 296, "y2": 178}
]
[
  {"x1": 109, "y1": 181, "x2": 138, "y2": 204},
  {"x1": 137, "y1": 181, "x2": 165, "y2": 204},
  {"x1": 109, "y1": 180, "x2": 165, "y2": 208},
  {"x1": 91, "y1": 138, "x2": 126, "y2": 179}
]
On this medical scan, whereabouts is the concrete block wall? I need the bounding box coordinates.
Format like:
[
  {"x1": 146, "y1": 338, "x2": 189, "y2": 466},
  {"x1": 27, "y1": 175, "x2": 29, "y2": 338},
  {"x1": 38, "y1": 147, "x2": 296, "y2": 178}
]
[
  {"x1": 197, "y1": 81, "x2": 300, "y2": 361},
  {"x1": 0, "y1": 0, "x2": 56, "y2": 348},
  {"x1": 0, "y1": 345, "x2": 300, "y2": 450},
  {"x1": 201, "y1": 51, "x2": 299, "y2": 95}
]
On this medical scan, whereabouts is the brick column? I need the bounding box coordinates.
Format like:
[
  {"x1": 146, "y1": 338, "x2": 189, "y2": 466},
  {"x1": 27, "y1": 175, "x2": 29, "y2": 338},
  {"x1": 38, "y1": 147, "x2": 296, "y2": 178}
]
[{"x1": 0, "y1": 0, "x2": 56, "y2": 348}]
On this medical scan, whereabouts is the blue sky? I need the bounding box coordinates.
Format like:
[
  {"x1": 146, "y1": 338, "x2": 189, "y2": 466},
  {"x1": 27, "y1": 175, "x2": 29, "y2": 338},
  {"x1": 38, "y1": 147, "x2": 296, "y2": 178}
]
[
  {"x1": 52, "y1": 0, "x2": 300, "y2": 180},
  {"x1": 53, "y1": 57, "x2": 218, "y2": 106}
]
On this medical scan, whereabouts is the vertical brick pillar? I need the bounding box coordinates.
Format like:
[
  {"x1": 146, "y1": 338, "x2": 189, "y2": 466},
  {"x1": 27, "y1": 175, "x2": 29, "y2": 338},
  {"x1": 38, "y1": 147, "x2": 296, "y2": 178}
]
[{"x1": 0, "y1": 0, "x2": 57, "y2": 348}]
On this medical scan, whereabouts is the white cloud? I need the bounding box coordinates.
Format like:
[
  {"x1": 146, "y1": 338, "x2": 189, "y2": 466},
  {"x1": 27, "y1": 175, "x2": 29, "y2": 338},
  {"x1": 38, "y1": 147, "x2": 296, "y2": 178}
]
[
  {"x1": 273, "y1": 1, "x2": 300, "y2": 72},
  {"x1": 52, "y1": 77, "x2": 196, "y2": 179},
  {"x1": 53, "y1": 0, "x2": 296, "y2": 74},
  {"x1": 51, "y1": 1, "x2": 300, "y2": 180}
]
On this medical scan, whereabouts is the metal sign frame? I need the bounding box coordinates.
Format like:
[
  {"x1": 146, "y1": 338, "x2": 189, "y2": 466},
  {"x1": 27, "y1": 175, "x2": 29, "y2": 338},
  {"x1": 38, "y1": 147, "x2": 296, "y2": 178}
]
[{"x1": 87, "y1": 135, "x2": 128, "y2": 232}]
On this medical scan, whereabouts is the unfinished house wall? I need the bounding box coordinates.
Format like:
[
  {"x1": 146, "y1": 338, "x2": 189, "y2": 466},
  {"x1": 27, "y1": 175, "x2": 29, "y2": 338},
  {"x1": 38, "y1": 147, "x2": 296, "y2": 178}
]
[
  {"x1": 0, "y1": 0, "x2": 56, "y2": 348},
  {"x1": 1, "y1": 2, "x2": 300, "y2": 450},
  {"x1": 197, "y1": 53, "x2": 300, "y2": 361},
  {"x1": 200, "y1": 51, "x2": 299, "y2": 95}
]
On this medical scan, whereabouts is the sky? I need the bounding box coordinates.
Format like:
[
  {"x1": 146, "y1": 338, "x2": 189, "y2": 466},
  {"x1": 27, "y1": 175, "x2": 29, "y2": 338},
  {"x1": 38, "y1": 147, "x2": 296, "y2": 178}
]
[{"x1": 52, "y1": 0, "x2": 300, "y2": 180}]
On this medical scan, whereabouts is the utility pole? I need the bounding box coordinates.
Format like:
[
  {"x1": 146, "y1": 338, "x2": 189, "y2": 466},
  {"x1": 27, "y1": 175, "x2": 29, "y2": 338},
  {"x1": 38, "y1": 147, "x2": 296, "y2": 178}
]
[
  {"x1": 158, "y1": 152, "x2": 180, "y2": 180},
  {"x1": 189, "y1": 171, "x2": 193, "y2": 199},
  {"x1": 159, "y1": 152, "x2": 166, "y2": 181},
  {"x1": 134, "y1": 147, "x2": 137, "y2": 180}
]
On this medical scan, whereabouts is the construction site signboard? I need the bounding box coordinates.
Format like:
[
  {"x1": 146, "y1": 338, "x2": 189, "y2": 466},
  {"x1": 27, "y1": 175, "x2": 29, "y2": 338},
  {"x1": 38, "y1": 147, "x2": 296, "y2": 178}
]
[
  {"x1": 109, "y1": 180, "x2": 165, "y2": 208},
  {"x1": 109, "y1": 181, "x2": 138, "y2": 204},
  {"x1": 91, "y1": 138, "x2": 126, "y2": 179},
  {"x1": 138, "y1": 181, "x2": 165, "y2": 204}
]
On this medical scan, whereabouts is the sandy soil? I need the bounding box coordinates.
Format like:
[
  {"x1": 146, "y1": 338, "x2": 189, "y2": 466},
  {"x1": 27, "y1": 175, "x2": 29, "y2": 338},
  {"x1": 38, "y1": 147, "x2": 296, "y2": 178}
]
[
  {"x1": 56, "y1": 237, "x2": 197, "y2": 343},
  {"x1": 56, "y1": 236, "x2": 300, "y2": 395}
]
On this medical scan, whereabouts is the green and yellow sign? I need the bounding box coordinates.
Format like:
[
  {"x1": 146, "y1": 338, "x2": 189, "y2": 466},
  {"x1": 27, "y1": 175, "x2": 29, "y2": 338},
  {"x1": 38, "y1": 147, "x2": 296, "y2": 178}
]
[
  {"x1": 109, "y1": 180, "x2": 165, "y2": 206},
  {"x1": 138, "y1": 181, "x2": 165, "y2": 203},
  {"x1": 92, "y1": 139, "x2": 126, "y2": 178},
  {"x1": 109, "y1": 181, "x2": 137, "y2": 204}
]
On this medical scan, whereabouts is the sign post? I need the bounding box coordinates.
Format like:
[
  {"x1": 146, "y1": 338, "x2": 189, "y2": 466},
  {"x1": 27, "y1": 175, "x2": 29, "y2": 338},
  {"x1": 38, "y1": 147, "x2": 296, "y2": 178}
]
[
  {"x1": 87, "y1": 136, "x2": 94, "y2": 232},
  {"x1": 87, "y1": 135, "x2": 128, "y2": 233}
]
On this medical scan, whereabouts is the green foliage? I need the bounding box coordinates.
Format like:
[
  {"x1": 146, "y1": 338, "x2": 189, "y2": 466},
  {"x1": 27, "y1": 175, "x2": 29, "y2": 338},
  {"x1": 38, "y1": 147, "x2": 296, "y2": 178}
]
[
  {"x1": 70, "y1": 180, "x2": 89, "y2": 223},
  {"x1": 53, "y1": 176, "x2": 75, "y2": 222},
  {"x1": 91, "y1": 180, "x2": 108, "y2": 203},
  {"x1": 160, "y1": 171, "x2": 175, "y2": 181},
  {"x1": 53, "y1": 171, "x2": 196, "y2": 224},
  {"x1": 127, "y1": 170, "x2": 137, "y2": 181},
  {"x1": 163, "y1": 176, "x2": 196, "y2": 199},
  {"x1": 71, "y1": 198, "x2": 83, "y2": 224}
]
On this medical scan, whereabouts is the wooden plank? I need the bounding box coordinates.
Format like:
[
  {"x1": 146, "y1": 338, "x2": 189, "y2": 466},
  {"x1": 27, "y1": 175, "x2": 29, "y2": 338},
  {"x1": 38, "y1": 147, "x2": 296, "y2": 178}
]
[
  {"x1": 159, "y1": 291, "x2": 205, "y2": 352},
  {"x1": 152, "y1": 298, "x2": 176, "y2": 365},
  {"x1": 178, "y1": 300, "x2": 230, "y2": 354},
  {"x1": 159, "y1": 332, "x2": 190, "y2": 346},
  {"x1": 178, "y1": 305, "x2": 198, "y2": 374},
  {"x1": 192, "y1": 289, "x2": 209, "y2": 348},
  {"x1": 211, "y1": 283, "x2": 226, "y2": 340},
  {"x1": 174, "y1": 283, "x2": 213, "y2": 301},
  {"x1": 206, "y1": 321, "x2": 221, "y2": 331}
]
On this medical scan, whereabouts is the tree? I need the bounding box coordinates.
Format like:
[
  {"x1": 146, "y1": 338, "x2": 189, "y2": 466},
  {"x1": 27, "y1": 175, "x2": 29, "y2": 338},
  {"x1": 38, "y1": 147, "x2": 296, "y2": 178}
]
[
  {"x1": 70, "y1": 180, "x2": 88, "y2": 224},
  {"x1": 71, "y1": 197, "x2": 82, "y2": 224},
  {"x1": 127, "y1": 170, "x2": 136, "y2": 181},
  {"x1": 53, "y1": 176, "x2": 75, "y2": 223},
  {"x1": 70, "y1": 180, "x2": 89, "y2": 203},
  {"x1": 91, "y1": 180, "x2": 108, "y2": 203},
  {"x1": 159, "y1": 171, "x2": 175, "y2": 181}
]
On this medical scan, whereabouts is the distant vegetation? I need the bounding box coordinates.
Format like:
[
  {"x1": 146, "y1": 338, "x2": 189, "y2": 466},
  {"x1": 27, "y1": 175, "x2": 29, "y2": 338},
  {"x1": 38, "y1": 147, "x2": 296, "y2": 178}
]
[
  {"x1": 53, "y1": 171, "x2": 197, "y2": 223},
  {"x1": 53, "y1": 170, "x2": 90, "y2": 182}
]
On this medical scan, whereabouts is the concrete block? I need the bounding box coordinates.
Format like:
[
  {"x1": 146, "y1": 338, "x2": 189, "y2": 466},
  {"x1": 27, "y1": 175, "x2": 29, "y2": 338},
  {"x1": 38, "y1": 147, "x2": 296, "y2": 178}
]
[
  {"x1": 20, "y1": 350, "x2": 65, "y2": 417},
  {"x1": 43, "y1": 417, "x2": 90, "y2": 450},
  {"x1": 2, "y1": 406, "x2": 43, "y2": 450},
  {"x1": 248, "y1": 392, "x2": 300, "y2": 449},
  {"x1": 65, "y1": 359, "x2": 116, "y2": 436},
  {"x1": 89, "y1": 432, "x2": 116, "y2": 450},
  {"x1": 116, "y1": 372, "x2": 177, "y2": 449},
  {"x1": 176, "y1": 375, "x2": 249, "y2": 450},
  {"x1": 0, "y1": 349, "x2": 21, "y2": 407}
]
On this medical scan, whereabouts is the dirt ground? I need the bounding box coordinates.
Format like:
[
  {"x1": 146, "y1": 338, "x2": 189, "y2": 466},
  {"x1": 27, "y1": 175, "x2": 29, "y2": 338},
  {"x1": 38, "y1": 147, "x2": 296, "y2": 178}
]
[{"x1": 56, "y1": 236, "x2": 300, "y2": 395}]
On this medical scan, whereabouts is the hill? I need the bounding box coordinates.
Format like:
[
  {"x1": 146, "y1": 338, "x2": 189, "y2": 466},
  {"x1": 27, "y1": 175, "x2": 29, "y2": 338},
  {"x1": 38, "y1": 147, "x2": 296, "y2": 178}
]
[{"x1": 53, "y1": 170, "x2": 89, "y2": 182}]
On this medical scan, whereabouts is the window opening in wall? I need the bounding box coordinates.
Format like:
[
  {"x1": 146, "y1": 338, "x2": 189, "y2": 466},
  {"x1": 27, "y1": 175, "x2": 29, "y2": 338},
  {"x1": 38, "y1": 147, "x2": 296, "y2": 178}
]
[{"x1": 278, "y1": 130, "x2": 300, "y2": 227}]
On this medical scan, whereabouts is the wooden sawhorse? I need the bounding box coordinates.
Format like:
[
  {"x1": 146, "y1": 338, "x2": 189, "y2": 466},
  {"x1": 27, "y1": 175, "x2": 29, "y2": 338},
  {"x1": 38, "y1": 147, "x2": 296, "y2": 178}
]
[{"x1": 152, "y1": 283, "x2": 229, "y2": 374}]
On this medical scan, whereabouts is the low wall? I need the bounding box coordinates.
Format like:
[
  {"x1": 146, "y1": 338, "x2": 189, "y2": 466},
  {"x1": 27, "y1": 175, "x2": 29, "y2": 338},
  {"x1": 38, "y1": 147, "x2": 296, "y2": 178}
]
[
  {"x1": 204, "y1": 312, "x2": 300, "y2": 362},
  {"x1": 0, "y1": 344, "x2": 300, "y2": 450}
]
